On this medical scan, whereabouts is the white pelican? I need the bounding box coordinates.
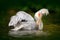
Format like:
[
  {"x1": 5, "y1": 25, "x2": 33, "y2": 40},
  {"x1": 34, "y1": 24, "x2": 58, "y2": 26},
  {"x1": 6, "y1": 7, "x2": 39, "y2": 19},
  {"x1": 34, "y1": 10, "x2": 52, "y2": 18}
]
[
  {"x1": 8, "y1": 8, "x2": 49, "y2": 31},
  {"x1": 34, "y1": 8, "x2": 49, "y2": 31}
]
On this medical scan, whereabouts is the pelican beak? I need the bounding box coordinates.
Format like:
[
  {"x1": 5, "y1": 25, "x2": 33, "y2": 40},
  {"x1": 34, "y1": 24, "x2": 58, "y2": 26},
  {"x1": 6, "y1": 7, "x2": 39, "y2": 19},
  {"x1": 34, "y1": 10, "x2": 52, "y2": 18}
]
[{"x1": 45, "y1": 12, "x2": 49, "y2": 16}]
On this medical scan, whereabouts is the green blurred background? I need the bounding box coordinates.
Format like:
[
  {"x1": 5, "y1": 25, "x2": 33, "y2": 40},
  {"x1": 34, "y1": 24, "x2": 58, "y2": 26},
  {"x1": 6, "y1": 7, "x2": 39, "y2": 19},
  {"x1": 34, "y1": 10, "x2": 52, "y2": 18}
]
[{"x1": 0, "y1": 0, "x2": 60, "y2": 40}]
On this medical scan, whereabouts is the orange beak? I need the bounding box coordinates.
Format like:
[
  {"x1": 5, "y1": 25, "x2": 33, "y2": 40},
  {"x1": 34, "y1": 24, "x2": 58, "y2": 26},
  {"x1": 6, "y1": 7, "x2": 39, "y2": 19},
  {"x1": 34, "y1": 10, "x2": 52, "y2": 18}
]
[{"x1": 38, "y1": 12, "x2": 40, "y2": 17}]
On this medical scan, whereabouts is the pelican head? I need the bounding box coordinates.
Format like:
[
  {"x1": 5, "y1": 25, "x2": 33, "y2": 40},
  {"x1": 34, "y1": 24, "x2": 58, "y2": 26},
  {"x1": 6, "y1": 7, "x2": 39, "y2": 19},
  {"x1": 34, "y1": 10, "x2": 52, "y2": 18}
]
[
  {"x1": 39, "y1": 8, "x2": 49, "y2": 15},
  {"x1": 34, "y1": 8, "x2": 49, "y2": 30}
]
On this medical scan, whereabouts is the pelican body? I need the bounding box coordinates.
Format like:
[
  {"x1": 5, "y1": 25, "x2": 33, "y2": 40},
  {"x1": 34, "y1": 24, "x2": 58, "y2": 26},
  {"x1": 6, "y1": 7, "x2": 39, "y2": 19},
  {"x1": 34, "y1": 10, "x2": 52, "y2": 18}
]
[{"x1": 9, "y1": 11, "x2": 36, "y2": 31}]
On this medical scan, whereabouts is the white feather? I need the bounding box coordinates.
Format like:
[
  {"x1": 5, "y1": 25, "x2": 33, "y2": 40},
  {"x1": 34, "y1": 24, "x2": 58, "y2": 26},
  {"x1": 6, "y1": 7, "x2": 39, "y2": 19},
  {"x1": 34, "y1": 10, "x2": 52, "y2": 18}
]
[{"x1": 9, "y1": 11, "x2": 36, "y2": 31}]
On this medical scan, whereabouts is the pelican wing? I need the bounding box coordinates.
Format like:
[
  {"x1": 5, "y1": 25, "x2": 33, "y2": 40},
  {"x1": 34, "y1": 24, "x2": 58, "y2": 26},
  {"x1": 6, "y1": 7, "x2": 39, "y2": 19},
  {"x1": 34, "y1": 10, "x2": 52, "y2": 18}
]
[
  {"x1": 8, "y1": 15, "x2": 21, "y2": 26},
  {"x1": 8, "y1": 11, "x2": 35, "y2": 29},
  {"x1": 16, "y1": 11, "x2": 34, "y2": 21}
]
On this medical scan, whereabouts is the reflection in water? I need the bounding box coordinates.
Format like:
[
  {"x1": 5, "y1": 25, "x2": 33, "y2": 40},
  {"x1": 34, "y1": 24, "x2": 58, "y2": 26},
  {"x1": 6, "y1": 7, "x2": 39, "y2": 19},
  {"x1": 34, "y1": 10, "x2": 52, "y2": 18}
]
[{"x1": 8, "y1": 30, "x2": 50, "y2": 37}]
